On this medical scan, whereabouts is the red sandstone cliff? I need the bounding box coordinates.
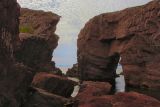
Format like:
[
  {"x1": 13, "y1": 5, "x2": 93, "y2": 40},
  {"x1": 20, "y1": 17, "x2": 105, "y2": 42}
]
[
  {"x1": 0, "y1": 2, "x2": 74, "y2": 107},
  {"x1": 77, "y1": 0, "x2": 160, "y2": 90},
  {"x1": 0, "y1": 0, "x2": 33, "y2": 106},
  {"x1": 0, "y1": 0, "x2": 160, "y2": 107},
  {"x1": 15, "y1": 8, "x2": 61, "y2": 73}
]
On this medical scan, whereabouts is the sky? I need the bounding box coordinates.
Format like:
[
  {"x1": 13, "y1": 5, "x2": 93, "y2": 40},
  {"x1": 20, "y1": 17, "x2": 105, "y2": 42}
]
[{"x1": 17, "y1": 0, "x2": 152, "y2": 72}]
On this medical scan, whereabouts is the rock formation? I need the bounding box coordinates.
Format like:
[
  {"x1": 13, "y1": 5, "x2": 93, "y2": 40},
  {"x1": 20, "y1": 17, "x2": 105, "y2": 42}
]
[
  {"x1": 77, "y1": 0, "x2": 160, "y2": 90},
  {"x1": 0, "y1": 0, "x2": 19, "y2": 70},
  {"x1": 76, "y1": 81, "x2": 111, "y2": 104},
  {"x1": 1, "y1": 0, "x2": 160, "y2": 107},
  {"x1": 23, "y1": 87, "x2": 70, "y2": 107},
  {"x1": 76, "y1": 92, "x2": 160, "y2": 107},
  {"x1": 0, "y1": 1, "x2": 75, "y2": 106},
  {"x1": 15, "y1": 8, "x2": 60, "y2": 73},
  {"x1": 0, "y1": 0, "x2": 33, "y2": 106},
  {"x1": 32, "y1": 72, "x2": 77, "y2": 98},
  {"x1": 66, "y1": 63, "x2": 80, "y2": 78}
]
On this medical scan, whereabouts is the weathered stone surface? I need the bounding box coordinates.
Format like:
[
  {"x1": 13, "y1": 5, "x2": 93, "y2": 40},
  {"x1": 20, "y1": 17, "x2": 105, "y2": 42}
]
[
  {"x1": 66, "y1": 64, "x2": 80, "y2": 78},
  {"x1": 32, "y1": 72, "x2": 77, "y2": 98},
  {"x1": 24, "y1": 87, "x2": 69, "y2": 107},
  {"x1": 0, "y1": 63, "x2": 33, "y2": 107},
  {"x1": 75, "y1": 81, "x2": 111, "y2": 105},
  {"x1": 77, "y1": 92, "x2": 160, "y2": 107},
  {"x1": 0, "y1": 0, "x2": 20, "y2": 71},
  {"x1": 0, "y1": 1, "x2": 34, "y2": 107},
  {"x1": 15, "y1": 8, "x2": 60, "y2": 73},
  {"x1": 77, "y1": 0, "x2": 160, "y2": 89},
  {"x1": 19, "y1": 8, "x2": 60, "y2": 50}
]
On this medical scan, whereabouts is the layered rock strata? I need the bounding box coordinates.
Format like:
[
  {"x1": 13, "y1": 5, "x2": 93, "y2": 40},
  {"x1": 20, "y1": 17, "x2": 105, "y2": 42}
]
[
  {"x1": 76, "y1": 92, "x2": 160, "y2": 107},
  {"x1": 15, "y1": 8, "x2": 60, "y2": 73},
  {"x1": 77, "y1": 0, "x2": 160, "y2": 90},
  {"x1": 32, "y1": 72, "x2": 77, "y2": 98}
]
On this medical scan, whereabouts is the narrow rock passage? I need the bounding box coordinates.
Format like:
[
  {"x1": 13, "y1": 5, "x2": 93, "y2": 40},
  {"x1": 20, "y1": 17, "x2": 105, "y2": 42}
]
[{"x1": 115, "y1": 58, "x2": 125, "y2": 92}]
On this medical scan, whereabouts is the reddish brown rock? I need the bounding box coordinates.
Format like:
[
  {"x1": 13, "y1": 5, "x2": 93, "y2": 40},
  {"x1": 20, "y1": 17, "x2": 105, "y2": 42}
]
[
  {"x1": 0, "y1": 0, "x2": 20, "y2": 71},
  {"x1": 32, "y1": 72, "x2": 77, "y2": 98},
  {"x1": 77, "y1": 92, "x2": 160, "y2": 107},
  {"x1": 24, "y1": 87, "x2": 70, "y2": 107},
  {"x1": 15, "y1": 8, "x2": 60, "y2": 73},
  {"x1": 77, "y1": 0, "x2": 160, "y2": 90},
  {"x1": 76, "y1": 81, "x2": 111, "y2": 105},
  {"x1": 66, "y1": 64, "x2": 80, "y2": 78},
  {"x1": 0, "y1": 63, "x2": 33, "y2": 107},
  {"x1": 0, "y1": 1, "x2": 34, "y2": 107},
  {"x1": 19, "y1": 8, "x2": 60, "y2": 50}
]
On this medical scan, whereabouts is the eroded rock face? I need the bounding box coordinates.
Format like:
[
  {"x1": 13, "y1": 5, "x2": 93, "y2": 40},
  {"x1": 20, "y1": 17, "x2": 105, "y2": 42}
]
[
  {"x1": 0, "y1": 1, "x2": 34, "y2": 106},
  {"x1": 77, "y1": 92, "x2": 160, "y2": 107},
  {"x1": 0, "y1": 63, "x2": 33, "y2": 107},
  {"x1": 66, "y1": 64, "x2": 80, "y2": 78},
  {"x1": 0, "y1": 0, "x2": 20, "y2": 71},
  {"x1": 32, "y1": 72, "x2": 77, "y2": 98},
  {"x1": 24, "y1": 87, "x2": 69, "y2": 107},
  {"x1": 77, "y1": 0, "x2": 160, "y2": 89},
  {"x1": 0, "y1": 1, "x2": 75, "y2": 107},
  {"x1": 15, "y1": 8, "x2": 60, "y2": 73},
  {"x1": 75, "y1": 81, "x2": 111, "y2": 105}
]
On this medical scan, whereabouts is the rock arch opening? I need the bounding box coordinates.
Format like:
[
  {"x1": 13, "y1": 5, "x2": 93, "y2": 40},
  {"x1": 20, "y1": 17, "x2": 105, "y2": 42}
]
[
  {"x1": 107, "y1": 53, "x2": 125, "y2": 93},
  {"x1": 115, "y1": 57, "x2": 125, "y2": 92}
]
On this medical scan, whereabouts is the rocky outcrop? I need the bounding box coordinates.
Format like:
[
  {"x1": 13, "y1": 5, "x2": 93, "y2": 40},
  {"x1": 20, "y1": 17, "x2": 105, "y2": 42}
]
[
  {"x1": 77, "y1": 0, "x2": 160, "y2": 90},
  {"x1": 15, "y1": 8, "x2": 60, "y2": 73},
  {"x1": 0, "y1": 1, "x2": 73, "y2": 106},
  {"x1": 0, "y1": 0, "x2": 20, "y2": 70},
  {"x1": 19, "y1": 8, "x2": 59, "y2": 50},
  {"x1": 0, "y1": 1, "x2": 34, "y2": 107},
  {"x1": 75, "y1": 81, "x2": 111, "y2": 105},
  {"x1": 0, "y1": 63, "x2": 33, "y2": 107},
  {"x1": 32, "y1": 72, "x2": 77, "y2": 98},
  {"x1": 24, "y1": 87, "x2": 70, "y2": 107},
  {"x1": 66, "y1": 64, "x2": 80, "y2": 78},
  {"x1": 77, "y1": 92, "x2": 160, "y2": 107}
]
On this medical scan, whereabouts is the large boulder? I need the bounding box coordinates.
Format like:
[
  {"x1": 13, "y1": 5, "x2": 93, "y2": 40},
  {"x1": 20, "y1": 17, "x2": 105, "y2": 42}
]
[
  {"x1": 15, "y1": 8, "x2": 60, "y2": 73},
  {"x1": 24, "y1": 87, "x2": 70, "y2": 107},
  {"x1": 75, "y1": 81, "x2": 111, "y2": 105},
  {"x1": 77, "y1": 0, "x2": 160, "y2": 90},
  {"x1": 77, "y1": 92, "x2": 160, "y2": 107},
  {"x1": 32, "y1": 72, "x2": 77, "y2": 98},
  {"x1": 19, "y1": 8, "x2": 60, "y2": 50}
]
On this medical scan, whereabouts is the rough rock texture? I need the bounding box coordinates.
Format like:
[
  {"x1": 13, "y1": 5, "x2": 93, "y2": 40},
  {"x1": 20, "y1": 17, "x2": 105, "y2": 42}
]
[
  {"x1": 0, "y1": 0, "x2": 20, "y2": 70},
  {"x1": 15, "y1": 8, "x2": 60, "y2": 73},
  {"x1": 19, "y1": 8, "x2": 59, "y2": 50},
  {"x1": 75, "y1": 81, "x2": 111, "y2": 105},
  {"x1": 24, "y1": 87, "x2": 69, "y2": 107},
  {"x1": 0, "y1": 63, "x2": 33, "y2": 107},
  {"x1": 77, "y1": 0, "x2": 160, "y2": 89},
  {"x1": 66, "y1": 64, "x2": 80, "y2": 78},
  {"x1": 0, "y1": 1, "x2": 33, "y2": 107},
  {"x1": 77, "y1": 92, "x2": 160, "y2": 107},
  {"x1": 32, "y1": 72, "x2": 77, "y2": 98},
  {"x1": 0, "y1": 1, "x2": 77, "y2": 107}
]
